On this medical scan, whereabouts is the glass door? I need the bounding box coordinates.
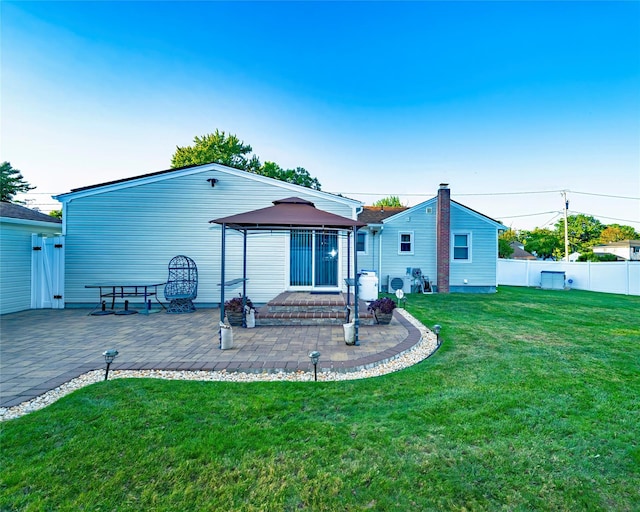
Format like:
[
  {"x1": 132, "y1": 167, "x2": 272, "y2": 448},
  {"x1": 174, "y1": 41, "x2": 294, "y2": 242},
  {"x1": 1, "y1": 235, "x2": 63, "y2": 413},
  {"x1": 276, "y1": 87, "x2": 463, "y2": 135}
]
[
  {"x1": 289, "y1": 230, "x2": 338, "y2": 288},
  {"x1": 315, "y1": 232, "x2": 338, "y2": 287}
]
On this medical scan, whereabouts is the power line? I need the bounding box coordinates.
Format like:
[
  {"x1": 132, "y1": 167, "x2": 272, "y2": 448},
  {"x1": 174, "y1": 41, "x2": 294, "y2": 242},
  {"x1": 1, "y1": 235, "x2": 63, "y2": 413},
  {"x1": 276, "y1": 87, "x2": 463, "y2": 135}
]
[
  {"x1": 570, "y1": 190, "x2": 640, "y2": 200},
  {"x1": 497, "y1": 211, "x2": 559, "y2": 219},
  {"x1": 570, "y1": 211, "x2": 640, "y2": 225}
]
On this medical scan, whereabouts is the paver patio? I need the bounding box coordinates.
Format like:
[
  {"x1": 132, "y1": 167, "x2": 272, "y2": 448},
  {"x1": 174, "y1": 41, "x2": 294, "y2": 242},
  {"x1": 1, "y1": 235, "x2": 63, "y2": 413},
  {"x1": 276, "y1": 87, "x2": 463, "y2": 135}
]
[{"x1": 0, "y1": 308, "x2": 421, "y2": 408}]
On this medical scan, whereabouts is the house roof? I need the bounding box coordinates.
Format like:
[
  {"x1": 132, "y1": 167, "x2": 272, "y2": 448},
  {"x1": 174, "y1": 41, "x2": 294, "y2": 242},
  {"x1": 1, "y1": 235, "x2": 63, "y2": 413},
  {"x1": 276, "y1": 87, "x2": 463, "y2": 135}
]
[
  {"x1": 358, "y1": 206, "x2": 408, "y2": 224},
  {"x1": 509, "y1": 241, "x2": 536, "y2": 260},
  {"x1": 211, "y1": 197, "x2": 366, "y2": 231},
  {"x1": 0, "y1": 202, "x2": 62, "y2": 224},
  {"x1": 374, "y1": 195, "x2": 507, "y2": 230},
  {"x1": 66, "y1": 162, "x2": 217, "y2": 193},
  {"x1": 56, "y1": 162, "x2": 361, "y2": 207},
  {"x1": 593, "y1": 240, "x2": 640, "y2": 250}
]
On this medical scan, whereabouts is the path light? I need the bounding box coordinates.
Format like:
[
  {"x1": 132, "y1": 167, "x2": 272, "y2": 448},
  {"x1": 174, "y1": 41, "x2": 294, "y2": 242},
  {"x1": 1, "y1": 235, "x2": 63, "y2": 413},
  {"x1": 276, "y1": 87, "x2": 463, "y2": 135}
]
[
  {"x1": 103, "y1": 349, "x2": 119, "y2": 381},
  {"x1": 433, "y1": 324, "x2": 441, "y2": 346},
  {"x1": 309, "y1": 351, "x2": 321, "y2": 382}
]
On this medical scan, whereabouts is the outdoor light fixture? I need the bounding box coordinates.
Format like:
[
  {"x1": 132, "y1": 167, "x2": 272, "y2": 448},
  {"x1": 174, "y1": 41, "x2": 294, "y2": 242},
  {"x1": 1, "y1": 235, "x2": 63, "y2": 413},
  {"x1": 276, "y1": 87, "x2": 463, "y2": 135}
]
[
  {"x1": 433, "y1": 324, "x2": 441, "y2": 346},
  {"x1": 103, "y1": 349, "x2": 119, "y2": 381},
  {"x1": 309, "y1": 351, "x2": 321, "y2": 382},
  {"x1": 207, "y1": 178, "x2": 218, "y2": 187}
]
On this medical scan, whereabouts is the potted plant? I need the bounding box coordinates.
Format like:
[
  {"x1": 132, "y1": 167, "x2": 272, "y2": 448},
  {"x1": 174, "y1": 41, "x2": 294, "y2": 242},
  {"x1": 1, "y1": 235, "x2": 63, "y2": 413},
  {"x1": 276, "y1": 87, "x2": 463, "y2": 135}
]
[
  {"x1": 367, "y1": 297, "x2": 396, "y2": 325},
  {"x1": 224, "y1": 296, "x2": 254, "y2": 326}
]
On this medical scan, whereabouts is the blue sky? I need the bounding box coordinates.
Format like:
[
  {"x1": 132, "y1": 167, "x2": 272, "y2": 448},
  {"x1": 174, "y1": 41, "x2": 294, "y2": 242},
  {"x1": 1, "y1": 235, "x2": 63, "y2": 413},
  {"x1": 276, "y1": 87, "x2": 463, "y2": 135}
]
[{"x1": 2, "y1": 1, "x2": 639, "y2": 230}]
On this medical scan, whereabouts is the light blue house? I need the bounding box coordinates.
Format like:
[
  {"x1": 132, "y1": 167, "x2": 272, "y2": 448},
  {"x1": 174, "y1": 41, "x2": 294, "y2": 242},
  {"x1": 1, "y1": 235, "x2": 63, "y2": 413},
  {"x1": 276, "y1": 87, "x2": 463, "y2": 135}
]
[
  {"x1": 357, "y1": 184, "x2": 507, "y2": 294},
  {"x1": 53, "y1": 163, "x2": 362, "y2": 307}
]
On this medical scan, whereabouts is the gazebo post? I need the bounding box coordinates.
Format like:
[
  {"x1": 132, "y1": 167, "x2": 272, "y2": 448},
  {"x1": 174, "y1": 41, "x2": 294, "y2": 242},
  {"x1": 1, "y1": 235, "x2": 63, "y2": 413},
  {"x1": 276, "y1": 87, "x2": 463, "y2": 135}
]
[
  {"x1": 346, "y1": 231, "x2": 351, "y2": 308},
  {"x1": 242, "y1": 229, "x2": 247, "y2": 328},
  {"x1": 220, "y1": 223, "x2": 226, "y2": 326},
  {"x1": 353, "y1": 226, "x2": 360, "y2": 346}
]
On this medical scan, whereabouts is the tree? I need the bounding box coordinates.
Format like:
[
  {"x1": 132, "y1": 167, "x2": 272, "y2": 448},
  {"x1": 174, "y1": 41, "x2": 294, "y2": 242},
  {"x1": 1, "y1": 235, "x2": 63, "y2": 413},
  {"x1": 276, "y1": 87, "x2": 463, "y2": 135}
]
[
  {"x1": 171, "y1": 131, "x2": 322, "y2": 189},
  {"x1": 554, "y1": 214, "x2": 604, "y2": 254},
  {"x1": 49, "y1": 210, "x2": 62, "y2": 220},
  {"x1": 171, "y1": 131, "x2": 254, "y2": 170},
  {"x1": 260, "y1": 162, "x2": 321, "y2": 190},
  {"x1": 498, "y1": 228, "x2": 518, "y2": 258},
  {"x1": 372, "y1": 196, "x2": 404, "y2": 208},
  {"x1": 599, "y1": 224, "x2": 638, "y2": 244},
  {"x1": 521, "y1": 228, "x2": 561, "y2": 260},
  {"x1": 1, "y1": 161, "x2": 35, "y2": 203}
]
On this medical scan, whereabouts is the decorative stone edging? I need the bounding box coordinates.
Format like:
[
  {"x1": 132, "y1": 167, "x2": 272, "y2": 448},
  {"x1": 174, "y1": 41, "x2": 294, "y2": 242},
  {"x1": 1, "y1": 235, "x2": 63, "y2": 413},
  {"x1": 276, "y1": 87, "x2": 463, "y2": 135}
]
[{"x1": 0, "y1": 310, "x2": 439, "y2": 421}]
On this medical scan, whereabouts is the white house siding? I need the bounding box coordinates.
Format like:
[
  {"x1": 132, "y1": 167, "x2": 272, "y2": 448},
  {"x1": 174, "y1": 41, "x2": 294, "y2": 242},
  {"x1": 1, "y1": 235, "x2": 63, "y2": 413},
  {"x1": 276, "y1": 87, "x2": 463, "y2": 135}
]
[
  {"x1": 449, "y1": 203, "x2": 500, "y2": 292},
  {"x1": 378, "y1": 199, "x2": 439, "y2": 290},
  {"x1": 58, "y1": 166, "x2": 359, "y2": 307},
  {"x1": 0, "y1": 219, "x2": 61, "y2": 314}
]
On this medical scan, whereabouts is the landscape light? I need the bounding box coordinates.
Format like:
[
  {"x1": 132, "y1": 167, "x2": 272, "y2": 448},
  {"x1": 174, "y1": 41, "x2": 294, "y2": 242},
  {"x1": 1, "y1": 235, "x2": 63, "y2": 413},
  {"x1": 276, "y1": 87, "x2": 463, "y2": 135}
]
[
  {"x1": 103, "y1": 349, "x2": 119, "y2": 381},
  {"x1": 433, "y1": 324, "x2": 441, "y2": 346},
  {"x1": 309, "y1": 351, "x2": 321, "y2": 382}
]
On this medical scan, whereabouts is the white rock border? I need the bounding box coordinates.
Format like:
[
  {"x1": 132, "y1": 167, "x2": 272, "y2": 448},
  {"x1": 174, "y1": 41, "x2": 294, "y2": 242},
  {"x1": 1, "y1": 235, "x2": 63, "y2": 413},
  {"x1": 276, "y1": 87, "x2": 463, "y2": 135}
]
[{"x1": 1, "y1": 310, "x2": 438, "y2": 421}]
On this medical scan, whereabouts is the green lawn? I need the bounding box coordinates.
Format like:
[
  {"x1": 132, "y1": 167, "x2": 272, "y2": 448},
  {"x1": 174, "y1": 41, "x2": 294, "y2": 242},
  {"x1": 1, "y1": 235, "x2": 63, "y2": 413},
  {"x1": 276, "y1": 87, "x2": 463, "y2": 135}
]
[{"x1": 1, "y1": 287, "x2": 639, "y2": 511}]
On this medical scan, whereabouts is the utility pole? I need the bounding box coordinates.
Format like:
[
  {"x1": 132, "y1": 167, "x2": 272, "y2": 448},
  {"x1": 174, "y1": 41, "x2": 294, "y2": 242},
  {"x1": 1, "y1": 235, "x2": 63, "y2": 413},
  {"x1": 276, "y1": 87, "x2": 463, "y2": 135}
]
[{"x1": 562, "y1": 191, "x2": 569, "y2": 262}]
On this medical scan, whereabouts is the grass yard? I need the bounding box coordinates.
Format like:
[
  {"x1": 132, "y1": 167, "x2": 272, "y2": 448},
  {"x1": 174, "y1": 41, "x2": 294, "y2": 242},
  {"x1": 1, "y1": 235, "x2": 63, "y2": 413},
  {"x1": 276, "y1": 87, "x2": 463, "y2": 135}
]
[{"x1": 1, "y1": 286, "x2": 638, "y2": 511}]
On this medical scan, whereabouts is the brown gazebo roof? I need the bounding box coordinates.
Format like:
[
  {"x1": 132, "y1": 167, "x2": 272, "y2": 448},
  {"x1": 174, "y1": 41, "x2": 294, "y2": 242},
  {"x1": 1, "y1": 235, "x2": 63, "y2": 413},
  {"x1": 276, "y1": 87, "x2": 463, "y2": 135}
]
[{"x1": 211, "y1": 197, "x2": 366, "y2": 230}]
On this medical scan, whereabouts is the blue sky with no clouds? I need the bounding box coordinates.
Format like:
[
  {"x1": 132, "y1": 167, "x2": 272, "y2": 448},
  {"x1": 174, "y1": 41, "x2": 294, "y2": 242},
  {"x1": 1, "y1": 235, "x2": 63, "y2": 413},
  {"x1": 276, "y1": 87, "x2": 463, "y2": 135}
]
[{"x1": 2, "y1": 1, "x2": 639, "y2": 230}]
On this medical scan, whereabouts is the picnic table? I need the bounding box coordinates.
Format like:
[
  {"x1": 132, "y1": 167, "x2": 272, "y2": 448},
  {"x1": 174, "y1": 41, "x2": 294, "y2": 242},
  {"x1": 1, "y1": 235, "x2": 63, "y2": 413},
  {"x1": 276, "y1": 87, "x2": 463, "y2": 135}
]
[{"x1": 86, "y1": 282, "x2": 166, "y2": 315}]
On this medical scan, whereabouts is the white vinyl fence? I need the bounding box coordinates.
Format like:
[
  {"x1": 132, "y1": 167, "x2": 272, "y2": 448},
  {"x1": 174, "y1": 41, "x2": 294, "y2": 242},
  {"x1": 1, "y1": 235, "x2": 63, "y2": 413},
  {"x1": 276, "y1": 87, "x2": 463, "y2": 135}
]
[{"x1": 498, "y1": 259, "x2": 640, "y2": 296}]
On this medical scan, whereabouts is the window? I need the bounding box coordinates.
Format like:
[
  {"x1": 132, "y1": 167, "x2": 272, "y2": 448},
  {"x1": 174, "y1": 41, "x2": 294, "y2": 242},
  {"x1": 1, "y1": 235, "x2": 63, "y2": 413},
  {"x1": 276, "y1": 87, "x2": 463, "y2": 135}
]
[
  {"x1": 398, "y1": 232, "x2": 414, "y2": 255},
  {"x1": 356, "y1": 231, "x2": 367, "y2": 253},
  {"x1": 453, "y1": 233, "x2": 471, "y2": 261}
]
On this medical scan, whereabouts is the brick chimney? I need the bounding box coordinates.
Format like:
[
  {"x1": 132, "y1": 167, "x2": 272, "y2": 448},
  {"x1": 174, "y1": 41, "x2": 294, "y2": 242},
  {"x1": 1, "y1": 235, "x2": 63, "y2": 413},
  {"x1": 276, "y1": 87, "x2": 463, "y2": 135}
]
[{"x1": 436, "y1": 183, "x2": 450, "y2": 293}]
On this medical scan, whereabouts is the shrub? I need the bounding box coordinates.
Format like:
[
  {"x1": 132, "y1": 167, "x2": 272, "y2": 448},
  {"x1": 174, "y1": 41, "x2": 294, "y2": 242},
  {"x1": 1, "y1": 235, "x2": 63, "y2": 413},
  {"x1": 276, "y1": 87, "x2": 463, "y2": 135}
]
[
  {"x1": 224, "y1": 296, "x2": 253, "y2": 312},
  {"x1": 367, "y1": 297, "x2": 396, "y2": 314}
]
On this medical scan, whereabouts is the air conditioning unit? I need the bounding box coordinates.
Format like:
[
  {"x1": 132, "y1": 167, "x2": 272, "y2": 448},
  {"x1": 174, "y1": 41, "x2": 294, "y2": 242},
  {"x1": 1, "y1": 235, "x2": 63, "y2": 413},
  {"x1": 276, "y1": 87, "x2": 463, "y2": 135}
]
[{"x1": 387, "y1": 275, "x2": 413, "y2": 294}]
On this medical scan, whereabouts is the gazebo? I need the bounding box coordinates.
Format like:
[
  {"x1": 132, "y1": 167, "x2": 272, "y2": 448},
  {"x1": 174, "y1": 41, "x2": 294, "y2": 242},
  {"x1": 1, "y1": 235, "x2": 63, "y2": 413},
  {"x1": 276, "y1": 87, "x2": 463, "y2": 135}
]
[{"x1": 211, "y1": 197, "x2": 367, "y2": 344}]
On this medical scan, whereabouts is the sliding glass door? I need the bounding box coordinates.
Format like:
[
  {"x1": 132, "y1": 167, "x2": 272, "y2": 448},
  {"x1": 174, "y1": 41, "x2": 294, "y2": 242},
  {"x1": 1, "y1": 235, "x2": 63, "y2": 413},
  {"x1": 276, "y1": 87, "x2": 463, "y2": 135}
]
[{"x1": 289, "y1": 230, "x2": 338, "y2": 288}]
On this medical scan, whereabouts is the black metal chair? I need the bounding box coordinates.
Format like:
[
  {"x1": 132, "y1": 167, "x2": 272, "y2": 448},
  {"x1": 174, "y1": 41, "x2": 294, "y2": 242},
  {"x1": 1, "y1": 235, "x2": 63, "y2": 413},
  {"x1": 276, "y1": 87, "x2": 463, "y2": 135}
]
[{"x1": 164, "y1": 255, "x2": 198, "y2": 313}]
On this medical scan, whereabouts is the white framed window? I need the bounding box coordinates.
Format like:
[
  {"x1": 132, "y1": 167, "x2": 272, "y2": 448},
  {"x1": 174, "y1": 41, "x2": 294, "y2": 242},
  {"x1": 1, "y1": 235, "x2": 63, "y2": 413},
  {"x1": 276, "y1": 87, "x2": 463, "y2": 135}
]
[
  {"x1": 356, "y1": 231, "x2": 367, "y2": 253},
  {"x1": 398, "y1": 231, "x2": 414, "y2": 255},
  {"x1": 452, "y1": 232, "x2": 471, "y2": 262}
]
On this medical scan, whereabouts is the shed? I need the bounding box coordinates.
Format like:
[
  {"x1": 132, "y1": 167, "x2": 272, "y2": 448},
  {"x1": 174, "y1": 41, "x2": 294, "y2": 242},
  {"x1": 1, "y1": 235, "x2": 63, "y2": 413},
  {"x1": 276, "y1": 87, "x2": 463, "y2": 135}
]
[{"x1": 0, "y1": 202, "x2": 63, "y2": 314}]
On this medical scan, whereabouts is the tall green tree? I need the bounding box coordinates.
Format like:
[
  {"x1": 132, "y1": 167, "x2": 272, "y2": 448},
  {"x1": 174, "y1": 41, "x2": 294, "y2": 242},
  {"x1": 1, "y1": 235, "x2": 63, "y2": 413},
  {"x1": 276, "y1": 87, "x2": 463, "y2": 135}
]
[
  {"x1": 171, "y1": 130, "x2": 321, "y2": 190},
  {"x1": 372, "y1": 196, "x2": 404, "y2": 208},
  {"x1": 171, "y1": 131, "x2": 254, "y2": 170},
  {"x1": 0, "y1": 161, "x2": 35, "y2": 203},
  {"x1": 521, "y1": 228, "x2": 561, "y2": 260},
  {"x1": 555, "y1": 214, "x2": 604, "y2": 254}
]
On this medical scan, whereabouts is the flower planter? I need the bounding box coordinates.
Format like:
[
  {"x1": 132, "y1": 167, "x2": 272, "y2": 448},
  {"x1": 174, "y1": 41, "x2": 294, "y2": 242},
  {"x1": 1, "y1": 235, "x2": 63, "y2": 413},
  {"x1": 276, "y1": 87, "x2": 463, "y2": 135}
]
[
  {"x1": 226, "y1": 312, "x2": 244, "y2": 326},
  {"x1": 374, "y1": 311, "x2": 393, "y2": 325}
]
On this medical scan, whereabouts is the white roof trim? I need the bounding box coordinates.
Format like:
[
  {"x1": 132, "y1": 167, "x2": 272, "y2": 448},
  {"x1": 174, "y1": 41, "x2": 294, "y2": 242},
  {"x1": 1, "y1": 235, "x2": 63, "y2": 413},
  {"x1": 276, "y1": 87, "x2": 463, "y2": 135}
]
[
  {"x1": 382, "y1": 196, "x2": 506, "y2": 229},
  {"x1": 1, "y1": 216, "x2": 63, "y2": 229},
  {"x1": 53, "y1": 163, "x2": 362, "y2": 208}
]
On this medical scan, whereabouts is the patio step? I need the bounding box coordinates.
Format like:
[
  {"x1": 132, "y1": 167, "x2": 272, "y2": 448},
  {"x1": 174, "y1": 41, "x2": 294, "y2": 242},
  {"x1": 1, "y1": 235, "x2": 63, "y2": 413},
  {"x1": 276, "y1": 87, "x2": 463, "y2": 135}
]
[{"x1": 256, "y1": 292, "x2": 374, "y2": 326}]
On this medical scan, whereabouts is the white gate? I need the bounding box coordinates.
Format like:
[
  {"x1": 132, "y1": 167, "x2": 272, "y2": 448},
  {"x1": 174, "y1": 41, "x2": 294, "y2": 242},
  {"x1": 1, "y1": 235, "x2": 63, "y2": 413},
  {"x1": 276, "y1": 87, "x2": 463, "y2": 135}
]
[{"x1": 31, "y1": 234, "x2": 65, "y2": 309}]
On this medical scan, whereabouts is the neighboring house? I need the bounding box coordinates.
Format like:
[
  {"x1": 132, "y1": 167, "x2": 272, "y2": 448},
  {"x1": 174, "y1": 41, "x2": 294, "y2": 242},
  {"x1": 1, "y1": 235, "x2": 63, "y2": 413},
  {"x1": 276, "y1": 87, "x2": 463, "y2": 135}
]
[
  {"x1": 0, "y1": 202, "x2": 63, "y2": 314},
  {"x1": 508, "y1": 241, "x2": 536, "y2": 261},
  {"x1": 53, "y1": 163, "x2": 362, "y2": 307},
  {"x1": 357, "y1": 184, "x2": 507, "y2": 293},
  {"x1": 592, "y1": 240, "x2": 640, "y2": 261}
]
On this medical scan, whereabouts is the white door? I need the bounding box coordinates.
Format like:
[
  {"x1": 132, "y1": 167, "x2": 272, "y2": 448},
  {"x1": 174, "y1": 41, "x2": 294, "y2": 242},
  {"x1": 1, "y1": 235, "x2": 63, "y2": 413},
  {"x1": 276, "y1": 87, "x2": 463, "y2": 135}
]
[{"x1": 31, "y1": 234, "x2": 65, "y2": 309}]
